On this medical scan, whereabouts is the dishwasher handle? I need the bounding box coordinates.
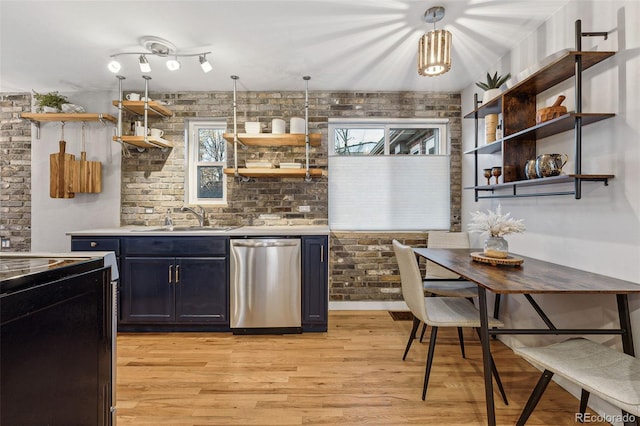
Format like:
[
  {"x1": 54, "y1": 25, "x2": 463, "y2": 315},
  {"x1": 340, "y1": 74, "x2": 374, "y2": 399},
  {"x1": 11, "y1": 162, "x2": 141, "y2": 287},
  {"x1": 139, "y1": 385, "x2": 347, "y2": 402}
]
[{"x1": 232, "y1": 240, "x2": 299, "y2": 248}]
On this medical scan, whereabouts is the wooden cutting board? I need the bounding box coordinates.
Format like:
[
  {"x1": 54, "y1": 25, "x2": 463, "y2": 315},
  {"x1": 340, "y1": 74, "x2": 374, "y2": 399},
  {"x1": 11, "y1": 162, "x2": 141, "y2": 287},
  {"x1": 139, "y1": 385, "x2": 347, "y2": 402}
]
[
  {"x1": 71, "y1": 151, "x2": 102, "y2": 193},
  {"x1": 50, "y1": 140, "x2": 75, "y2": 198}
]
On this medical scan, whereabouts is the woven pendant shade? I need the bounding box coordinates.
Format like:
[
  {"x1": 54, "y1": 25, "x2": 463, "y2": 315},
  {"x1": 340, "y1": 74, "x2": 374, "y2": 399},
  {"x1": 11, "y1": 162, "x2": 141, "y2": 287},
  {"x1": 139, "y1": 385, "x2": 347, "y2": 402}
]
[{"x1": 418, "y1": 29, "x2": 452, "y2": 77}]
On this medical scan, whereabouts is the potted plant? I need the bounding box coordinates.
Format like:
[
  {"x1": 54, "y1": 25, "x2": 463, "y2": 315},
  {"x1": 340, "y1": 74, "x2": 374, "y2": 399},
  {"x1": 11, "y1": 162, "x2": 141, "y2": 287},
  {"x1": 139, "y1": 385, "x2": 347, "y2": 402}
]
[
  {"x1": 32, "y1": 90, "x2": 68, "y2": 113},
  {"x1": 475, "y1": 72, "x2": 511, "y2": 104},
  {"x1": 468, "y1": 204, "x2": 525, "y2": 258},
  {"x1": 475, "y1": 72, "x2": 510, "y2": 143}
]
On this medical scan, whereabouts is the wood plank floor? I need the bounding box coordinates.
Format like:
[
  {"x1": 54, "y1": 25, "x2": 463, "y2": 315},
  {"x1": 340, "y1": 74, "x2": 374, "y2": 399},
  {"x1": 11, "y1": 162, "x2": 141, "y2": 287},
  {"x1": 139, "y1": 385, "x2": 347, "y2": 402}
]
[{"x1": 116, "y1": 311, "x2": 607, "y2": 425}]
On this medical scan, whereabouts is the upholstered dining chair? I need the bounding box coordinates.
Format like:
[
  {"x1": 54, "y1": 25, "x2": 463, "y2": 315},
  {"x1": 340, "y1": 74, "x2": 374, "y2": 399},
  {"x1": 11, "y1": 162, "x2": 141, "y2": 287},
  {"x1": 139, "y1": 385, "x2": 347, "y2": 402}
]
[
  {"x1": 393, "y1": 239, "x2": 508, "y2": 404},
  {"x1": 420, "y1": 231, "x2": 478, "y2": 357}
]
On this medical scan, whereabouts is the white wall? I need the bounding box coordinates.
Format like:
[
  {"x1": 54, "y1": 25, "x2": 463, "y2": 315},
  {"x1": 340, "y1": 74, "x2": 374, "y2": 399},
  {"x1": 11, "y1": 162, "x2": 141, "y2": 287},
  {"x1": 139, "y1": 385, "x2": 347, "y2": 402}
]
[
  {"x1": 31, "y1": 91, "x2": 121, "y2": 251},
  {"x1": 461, "y1": 1, "x2": 639, "y2": 421}
]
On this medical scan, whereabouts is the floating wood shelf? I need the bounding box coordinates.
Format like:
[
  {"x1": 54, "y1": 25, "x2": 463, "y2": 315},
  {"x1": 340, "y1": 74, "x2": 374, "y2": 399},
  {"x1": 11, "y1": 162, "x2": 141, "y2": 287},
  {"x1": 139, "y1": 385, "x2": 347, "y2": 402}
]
[
  {"x1": 111, "y1": 100, "x2": 172, "y2": 118},
  {"x1": 223, "y1": 168, "x2": 324, "y2": 178},
  {"x1": 223, "y1": 133, "x2": 321, "y2": 147},
  {"x1": 113, "y1": 136, "x2": 173, "y2": 149},
  {"x1": 20, "y1": 113, "x2": 117, "y2": 124}
]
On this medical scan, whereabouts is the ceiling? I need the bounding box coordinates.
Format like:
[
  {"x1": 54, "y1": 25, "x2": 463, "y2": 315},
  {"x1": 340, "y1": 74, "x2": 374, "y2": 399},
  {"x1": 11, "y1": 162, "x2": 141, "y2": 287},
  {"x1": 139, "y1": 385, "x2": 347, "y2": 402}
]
[{"x1": 0, "y1": 0, "x2": 570, "y2": 94}]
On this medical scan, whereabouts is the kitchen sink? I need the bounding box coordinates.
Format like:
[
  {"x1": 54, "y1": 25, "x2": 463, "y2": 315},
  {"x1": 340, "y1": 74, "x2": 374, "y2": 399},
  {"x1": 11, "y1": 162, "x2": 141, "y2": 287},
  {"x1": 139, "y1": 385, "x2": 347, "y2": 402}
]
[{"x1": 137, "y1": 226, "x2": 240, "y2": 232}]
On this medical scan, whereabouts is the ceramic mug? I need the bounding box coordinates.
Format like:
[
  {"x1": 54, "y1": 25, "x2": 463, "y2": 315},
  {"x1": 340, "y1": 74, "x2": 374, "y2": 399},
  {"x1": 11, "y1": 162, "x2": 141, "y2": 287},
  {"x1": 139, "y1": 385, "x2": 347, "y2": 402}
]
[
  {"x1": 126, "y1": 93, "x2": 140, "y2": 101},
  {"x1": 135, "y1": 126, "x2": 149, "y2": 137},
  {"x1": 150, "y1": 128, "x2": 164, "y2": 139}
]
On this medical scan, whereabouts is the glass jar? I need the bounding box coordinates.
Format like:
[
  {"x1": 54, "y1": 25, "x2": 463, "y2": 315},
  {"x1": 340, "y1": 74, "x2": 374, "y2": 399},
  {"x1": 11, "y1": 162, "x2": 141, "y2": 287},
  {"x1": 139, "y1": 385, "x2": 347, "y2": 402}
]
[{"x1": 484, "y1": 236, "x2": 508, "y2": 259}]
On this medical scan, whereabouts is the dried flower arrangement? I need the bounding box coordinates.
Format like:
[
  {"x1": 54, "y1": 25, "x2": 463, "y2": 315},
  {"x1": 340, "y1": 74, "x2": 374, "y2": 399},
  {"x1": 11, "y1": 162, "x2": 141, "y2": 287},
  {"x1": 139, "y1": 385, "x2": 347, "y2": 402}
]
[{"x1": 468, "y1": 204, "x2": 526, "y2": 238}]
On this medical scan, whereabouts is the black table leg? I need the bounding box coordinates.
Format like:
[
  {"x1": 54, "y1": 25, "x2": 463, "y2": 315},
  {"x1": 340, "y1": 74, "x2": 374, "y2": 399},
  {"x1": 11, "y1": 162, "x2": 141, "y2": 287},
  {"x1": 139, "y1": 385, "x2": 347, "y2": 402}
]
[
  {"x1": 617, "y1": 294, "x2": 635, "y2": 356},
  {"x1": 478, "y1": 287, "x2": 495, "y2": 426},
  {"x1": 616, "y1": 294, "x2": 638, "y2": 426}
]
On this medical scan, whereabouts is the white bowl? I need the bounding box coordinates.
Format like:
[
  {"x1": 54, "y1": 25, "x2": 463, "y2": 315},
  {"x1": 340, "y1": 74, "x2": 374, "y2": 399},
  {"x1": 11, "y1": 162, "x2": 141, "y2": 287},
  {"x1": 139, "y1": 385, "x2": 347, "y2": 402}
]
[{"x1": 245, "y1": 121, "x2": 261, "y2": 134}]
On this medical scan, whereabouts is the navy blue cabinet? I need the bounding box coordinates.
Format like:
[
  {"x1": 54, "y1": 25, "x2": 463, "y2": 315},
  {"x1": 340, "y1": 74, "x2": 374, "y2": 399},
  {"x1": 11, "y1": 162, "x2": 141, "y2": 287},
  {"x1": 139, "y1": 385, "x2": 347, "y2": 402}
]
[
  {"x1": 120, "y1": 237, "x2": 228, "y2": 330},
  {"x1": 302, "y1": 236, "x2": 328, "y2": 332},
  {"x1": 122, "y1": 256, "x2": 227, "y2": 325},
  {"x1": 73, "y1": 233, "x2": 327, "y2": 332},
  {"x1": 123, "y1": 257, "x2": 174, "y2": 323}
]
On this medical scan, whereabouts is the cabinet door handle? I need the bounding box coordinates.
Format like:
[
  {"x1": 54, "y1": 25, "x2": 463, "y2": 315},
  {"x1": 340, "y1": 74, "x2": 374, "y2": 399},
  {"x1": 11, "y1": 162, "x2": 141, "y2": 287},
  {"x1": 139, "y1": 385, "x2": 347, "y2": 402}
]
[
  {"x1": 168, "y1": 265, "x2": 173, "y2": 284},
  {"x1": 175, "y1": 265, "x2": 180, "y2": 283},
  {"x1": 90, "y1": 241, "x2": 97, "y2": 248}
]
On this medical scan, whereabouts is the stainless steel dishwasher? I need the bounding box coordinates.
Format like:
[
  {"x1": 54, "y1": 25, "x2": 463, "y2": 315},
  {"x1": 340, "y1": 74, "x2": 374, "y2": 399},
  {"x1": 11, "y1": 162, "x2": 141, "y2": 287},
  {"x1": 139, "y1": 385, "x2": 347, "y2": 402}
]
[{"x1": 230, "y1": 238, "x2": 302, "y2": 334}]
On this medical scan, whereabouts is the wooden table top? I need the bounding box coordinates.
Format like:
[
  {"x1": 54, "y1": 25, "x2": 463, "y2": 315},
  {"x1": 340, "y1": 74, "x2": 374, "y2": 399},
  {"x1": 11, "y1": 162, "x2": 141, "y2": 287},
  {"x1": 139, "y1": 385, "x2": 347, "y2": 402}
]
[{"x1": 413, "y1": 248, "x2": 640, "y2": 294}]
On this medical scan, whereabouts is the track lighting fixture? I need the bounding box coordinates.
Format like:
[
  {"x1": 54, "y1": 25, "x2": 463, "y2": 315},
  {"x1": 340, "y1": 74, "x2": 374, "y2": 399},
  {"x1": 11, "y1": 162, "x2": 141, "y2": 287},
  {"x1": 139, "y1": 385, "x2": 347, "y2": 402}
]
[{"x1": 108, "y1": 36, "x2": 212, "y2": 75}]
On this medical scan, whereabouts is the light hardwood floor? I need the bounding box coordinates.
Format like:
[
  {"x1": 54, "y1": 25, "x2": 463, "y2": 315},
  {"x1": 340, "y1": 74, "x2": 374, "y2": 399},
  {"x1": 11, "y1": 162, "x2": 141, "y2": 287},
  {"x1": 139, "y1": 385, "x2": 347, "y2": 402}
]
[{"x1": 117, "y1": 311, "x2": 607, "y2": 425}]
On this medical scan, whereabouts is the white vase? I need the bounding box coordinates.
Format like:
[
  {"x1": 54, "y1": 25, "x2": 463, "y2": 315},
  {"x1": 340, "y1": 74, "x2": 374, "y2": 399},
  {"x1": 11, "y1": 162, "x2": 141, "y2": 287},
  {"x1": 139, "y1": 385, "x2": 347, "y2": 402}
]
[{"x1": 482, "y1": 88, "x2": 501, "y2": 104}]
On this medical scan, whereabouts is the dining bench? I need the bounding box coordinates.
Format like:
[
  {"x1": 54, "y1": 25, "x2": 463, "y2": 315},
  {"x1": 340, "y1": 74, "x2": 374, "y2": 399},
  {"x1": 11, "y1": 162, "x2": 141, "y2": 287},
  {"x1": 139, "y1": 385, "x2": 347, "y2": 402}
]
[{"x1": 514, "y1": 338, "x2": 640, "y2": 426}]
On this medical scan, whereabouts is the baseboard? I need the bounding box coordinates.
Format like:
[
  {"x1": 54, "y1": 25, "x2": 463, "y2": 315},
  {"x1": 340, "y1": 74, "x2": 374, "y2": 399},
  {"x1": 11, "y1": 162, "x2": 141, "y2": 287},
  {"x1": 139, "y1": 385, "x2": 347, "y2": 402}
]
[{"x1": 329, "y1": 301, "x2": 408, "y2": 311}]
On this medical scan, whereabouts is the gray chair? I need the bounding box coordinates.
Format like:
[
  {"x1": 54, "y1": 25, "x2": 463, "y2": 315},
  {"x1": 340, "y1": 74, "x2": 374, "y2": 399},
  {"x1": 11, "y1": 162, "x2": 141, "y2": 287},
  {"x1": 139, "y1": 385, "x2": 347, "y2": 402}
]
[
  {"x1": 514, "y1": 338, "x2": 640, "y2": 425},
  {"x1": 393, "y1": 240, "x2": 508, "y2": 403},
  {"x1": 420, "y1": 231, "x2": 478, "y2": 357}
]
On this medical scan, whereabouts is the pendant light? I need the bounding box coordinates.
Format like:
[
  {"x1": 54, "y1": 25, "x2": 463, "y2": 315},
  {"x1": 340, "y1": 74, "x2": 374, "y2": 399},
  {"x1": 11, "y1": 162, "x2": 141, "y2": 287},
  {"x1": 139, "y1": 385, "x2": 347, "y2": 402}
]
[{"x1": 418, "y1": 6, "x2": 452, "y2": 77}]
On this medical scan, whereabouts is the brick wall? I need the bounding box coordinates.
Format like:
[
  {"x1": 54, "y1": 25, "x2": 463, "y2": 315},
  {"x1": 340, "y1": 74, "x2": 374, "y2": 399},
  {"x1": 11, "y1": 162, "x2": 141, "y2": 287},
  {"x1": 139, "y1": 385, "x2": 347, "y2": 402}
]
[
  {"x1": 120, "y1": 90, "x2": 461, "y2": 229},
  {"x1": 330, "y1": 232, "x2": 428, "y2": 301},
  {"x1": 120, "y1": 89, "x2": 461, "y2": 301},
  {"x1": 0, "y1": 93, "x2": 31, "y2": 252}
]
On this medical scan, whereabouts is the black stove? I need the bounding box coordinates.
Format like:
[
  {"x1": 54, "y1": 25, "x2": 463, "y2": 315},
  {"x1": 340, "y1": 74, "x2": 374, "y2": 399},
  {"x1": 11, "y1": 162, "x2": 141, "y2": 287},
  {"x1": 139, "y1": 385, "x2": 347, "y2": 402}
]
[{"x1": 1, "y1": 253, "x2": 114, "y2": 425}]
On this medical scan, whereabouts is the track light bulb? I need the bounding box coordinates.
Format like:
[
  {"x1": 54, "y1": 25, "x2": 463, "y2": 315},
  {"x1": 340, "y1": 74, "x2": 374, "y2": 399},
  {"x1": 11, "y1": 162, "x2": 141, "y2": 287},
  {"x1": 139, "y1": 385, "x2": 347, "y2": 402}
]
[
  {"x1": 139, "y1": 55, "x2": 151, "y2": 73},
  {"x1": 199, "y1": 55, "x2": 212, "y2": 73},
  {"x1": 166, "y1": 57, "x2": 181, "y2": 71},
  {"x1": 107, "y1": 59, "x2": 121, "y2": 73}
]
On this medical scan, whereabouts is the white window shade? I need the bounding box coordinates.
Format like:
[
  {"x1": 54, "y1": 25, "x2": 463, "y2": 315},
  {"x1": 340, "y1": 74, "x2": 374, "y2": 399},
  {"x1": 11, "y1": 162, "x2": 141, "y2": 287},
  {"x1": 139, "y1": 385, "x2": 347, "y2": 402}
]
[{"x1": 329, "y1": 155, "x2": 450, "y2": 231}]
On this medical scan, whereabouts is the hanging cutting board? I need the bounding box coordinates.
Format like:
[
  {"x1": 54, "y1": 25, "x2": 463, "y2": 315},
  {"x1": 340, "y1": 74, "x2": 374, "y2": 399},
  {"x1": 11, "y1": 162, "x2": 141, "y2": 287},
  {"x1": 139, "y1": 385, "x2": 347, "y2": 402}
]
[
  {"x1": 75, "y1": 151, "x2": 102, "y2": 193},
  {"x1": 50, "y1": 140, "x2": 75, "y2": 198}
]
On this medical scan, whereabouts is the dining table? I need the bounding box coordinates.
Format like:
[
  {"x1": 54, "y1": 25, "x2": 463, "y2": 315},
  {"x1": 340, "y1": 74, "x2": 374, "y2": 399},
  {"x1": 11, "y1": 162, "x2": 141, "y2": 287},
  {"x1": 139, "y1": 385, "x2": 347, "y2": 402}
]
[{"x1": 412, "y1": 247, "x2": 640, "y2": 426}]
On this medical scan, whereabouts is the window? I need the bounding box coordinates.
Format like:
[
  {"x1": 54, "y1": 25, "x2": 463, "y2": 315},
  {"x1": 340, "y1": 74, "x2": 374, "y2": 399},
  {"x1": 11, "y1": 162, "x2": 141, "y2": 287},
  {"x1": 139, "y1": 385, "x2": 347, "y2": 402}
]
[
  {"x1": 185, "y1": 119, "x2": 227, "y2": 205},
  {"x1": 329, "y1": 118, "x2": 450, "y2": 231},
  {"x1": 332, "y1": 122, "x2": 446, "y2": 156}
]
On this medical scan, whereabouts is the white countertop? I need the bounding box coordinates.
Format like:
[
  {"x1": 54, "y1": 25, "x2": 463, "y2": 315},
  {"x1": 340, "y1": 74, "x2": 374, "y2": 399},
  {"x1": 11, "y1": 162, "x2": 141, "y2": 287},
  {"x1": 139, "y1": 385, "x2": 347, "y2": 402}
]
[{"x1": 67, "y1": 225, "x2": 330, "y2": 237}]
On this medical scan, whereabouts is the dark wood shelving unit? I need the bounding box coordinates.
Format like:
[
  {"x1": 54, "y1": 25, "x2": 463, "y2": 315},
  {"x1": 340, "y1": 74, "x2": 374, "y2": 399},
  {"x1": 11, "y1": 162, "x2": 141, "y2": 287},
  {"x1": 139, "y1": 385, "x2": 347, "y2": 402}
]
[{"x1": 465, "y1": 21, "x2": 615, "y2": 201}]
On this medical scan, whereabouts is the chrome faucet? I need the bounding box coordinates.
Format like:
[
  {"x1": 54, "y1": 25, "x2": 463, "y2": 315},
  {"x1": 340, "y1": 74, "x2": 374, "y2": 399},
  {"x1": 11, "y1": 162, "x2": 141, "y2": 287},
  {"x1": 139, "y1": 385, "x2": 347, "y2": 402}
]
[{"x1": 181, "y1": 205, "x2": 206, "y2": 227}]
